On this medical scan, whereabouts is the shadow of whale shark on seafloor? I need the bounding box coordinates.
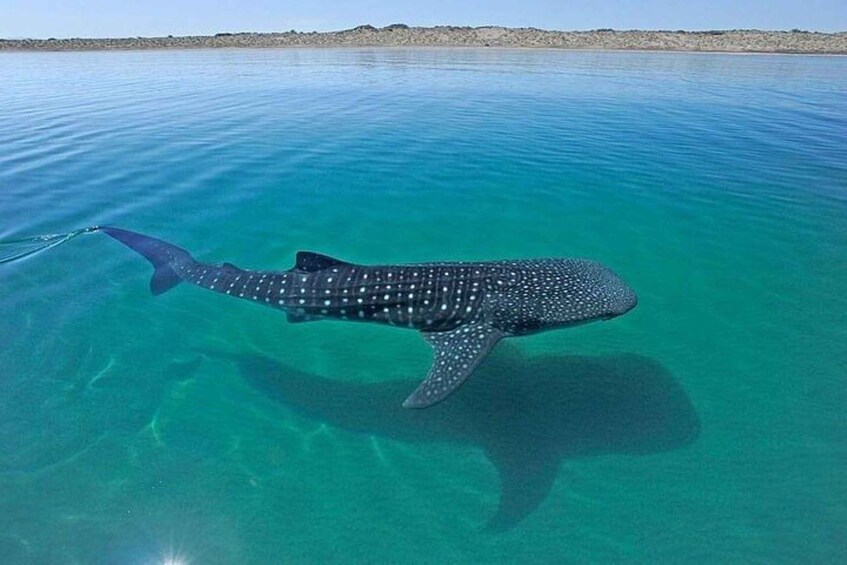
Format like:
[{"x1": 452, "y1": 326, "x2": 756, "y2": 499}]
[{"x1": 213, "y1": 344, "x2": 700, "y2": 531}]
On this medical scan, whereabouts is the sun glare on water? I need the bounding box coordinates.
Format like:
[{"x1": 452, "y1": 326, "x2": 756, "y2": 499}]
[{"x1": 158, "y1": 549, "x2": 190, "y2": 565}]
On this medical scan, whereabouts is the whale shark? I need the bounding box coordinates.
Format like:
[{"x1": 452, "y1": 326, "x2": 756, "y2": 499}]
[
  {"x1": 102, "y1": 226, "x2": 637, "y2": 407},
  {"x1": 214, "y1": 345, "x2": 699, "y2": 530}
]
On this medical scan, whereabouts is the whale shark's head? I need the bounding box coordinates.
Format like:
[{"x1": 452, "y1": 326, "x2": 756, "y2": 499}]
[
  {"x1": 560, "y1": 259, "x2": 637, "y2": 323},
  {"x1": 591, "y1": 263, "x2": 638, "y2": 320},
  {"x1": 502, "y1": 259, "x2": 637, "y2": 333}
]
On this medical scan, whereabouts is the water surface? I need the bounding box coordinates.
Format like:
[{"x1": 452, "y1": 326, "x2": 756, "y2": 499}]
[{"x1": 1, "y1": 48, "x2": 845, "y2": 563}]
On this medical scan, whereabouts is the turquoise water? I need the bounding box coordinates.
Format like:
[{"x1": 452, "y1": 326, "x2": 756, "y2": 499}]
[{"x1": 1, "y1": 48, "x2": 846, "y2": 562}]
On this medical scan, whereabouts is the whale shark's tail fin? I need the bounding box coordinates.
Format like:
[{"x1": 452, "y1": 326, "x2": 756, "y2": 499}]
[{"x1": 101, "y1": 226, "x2": 193, "y2": 295}]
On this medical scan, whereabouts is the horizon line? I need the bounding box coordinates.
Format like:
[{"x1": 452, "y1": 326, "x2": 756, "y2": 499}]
[{"x1": 3, "y1": 24, "x2": 846, "y2": 42}]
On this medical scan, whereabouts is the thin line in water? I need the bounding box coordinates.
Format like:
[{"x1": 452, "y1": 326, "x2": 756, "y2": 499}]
[{"x1": 0, "y1": 226, "x2": 101, "y2": 266}]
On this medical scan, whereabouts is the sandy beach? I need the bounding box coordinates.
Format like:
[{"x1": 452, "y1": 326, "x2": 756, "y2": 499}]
[{"x1": 2, "y1": 25, "x2": 846, "y2": 54}]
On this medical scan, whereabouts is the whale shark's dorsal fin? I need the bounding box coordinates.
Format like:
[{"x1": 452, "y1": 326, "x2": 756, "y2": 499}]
[
  {"x1": 294, "y1": 251, "x2": 351, "y2": 272},
  {"x1": 403, "y1": 321, "x2": 504, "y2": 408}
]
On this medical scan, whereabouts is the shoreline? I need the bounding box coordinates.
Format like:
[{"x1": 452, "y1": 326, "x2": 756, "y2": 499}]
[{"x1": 2, "y1": 26, "x2": 847, "y2": 54}]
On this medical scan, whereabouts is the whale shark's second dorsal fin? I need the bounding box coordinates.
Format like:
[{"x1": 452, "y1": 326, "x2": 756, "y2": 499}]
[
  {"x1": 403, "y1": 320, "x2": 504, "y2": 408},
  {"x1": 294, "y1": 251, "x2": 350, "y2": 272}
]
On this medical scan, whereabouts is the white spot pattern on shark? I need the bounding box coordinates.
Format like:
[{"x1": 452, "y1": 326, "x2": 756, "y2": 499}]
[{"x1": 101, "y1": 227, "x2": 637, "y2": 408}]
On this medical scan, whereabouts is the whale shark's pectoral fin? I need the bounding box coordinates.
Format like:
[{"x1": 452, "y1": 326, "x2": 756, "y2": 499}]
[{"x1": 403, "y1": 321, "x2": 504, "y2": 409}]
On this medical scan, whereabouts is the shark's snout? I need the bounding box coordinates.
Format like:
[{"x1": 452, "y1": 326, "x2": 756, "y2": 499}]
[
  {"x1": 608, "y1": 282, "x2": 637, "y2": 318},
  {"x1": 596, "y1": 267, "x2": 637, "y2": 320},
  {"x1": 621, "y1": 288, "x2": 638, "y2": 315}
]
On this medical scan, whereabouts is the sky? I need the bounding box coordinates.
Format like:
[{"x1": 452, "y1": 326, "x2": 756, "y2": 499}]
[{"x1": 1, "y1": 0, "x2": 844, "y2": 39}]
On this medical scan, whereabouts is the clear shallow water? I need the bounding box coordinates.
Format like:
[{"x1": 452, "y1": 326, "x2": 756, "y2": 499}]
[{"x1": 1, "y1": 48, "x2": 845, "y2": 563}]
